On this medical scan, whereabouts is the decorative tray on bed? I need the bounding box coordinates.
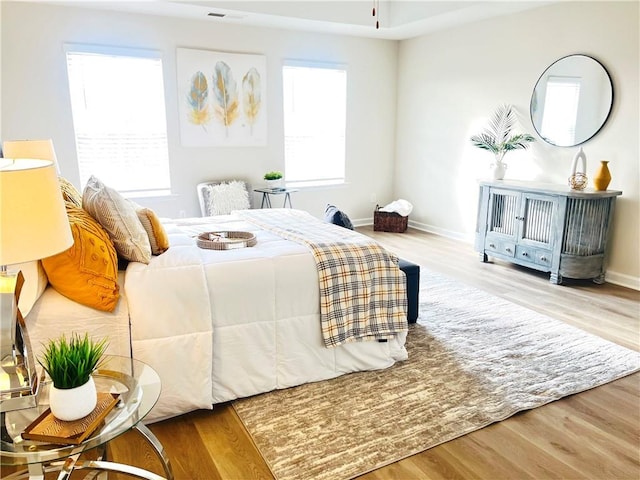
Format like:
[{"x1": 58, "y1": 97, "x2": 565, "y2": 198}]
[{"x1": 196, "y1": 231, "x2": 257, "y2": 250}]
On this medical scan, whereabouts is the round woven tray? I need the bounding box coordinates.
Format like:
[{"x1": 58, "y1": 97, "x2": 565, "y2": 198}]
[{"x1": 196, "y1": 231, "x2": 257, "y2": 250}]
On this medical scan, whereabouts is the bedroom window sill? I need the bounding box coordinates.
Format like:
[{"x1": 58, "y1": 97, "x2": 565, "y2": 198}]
[{"x1": 286, "y1": 181, "x2": 350, "y2": 190}]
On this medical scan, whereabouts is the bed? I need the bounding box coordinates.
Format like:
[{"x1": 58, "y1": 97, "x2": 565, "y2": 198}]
[{"x1": 25, "y1": 209, "x2": 408, "y2": 422}]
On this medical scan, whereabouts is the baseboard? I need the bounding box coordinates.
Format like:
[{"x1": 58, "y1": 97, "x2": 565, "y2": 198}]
[
  {"x1": 406, "y1": 219, "x2": 475, "y2": 243},
  {"x1": 357, "y1": 218, "x2": 639, "y2": 291},
  {"x1": 604, "y1": 271, "x2": 640, "y2": 291}
]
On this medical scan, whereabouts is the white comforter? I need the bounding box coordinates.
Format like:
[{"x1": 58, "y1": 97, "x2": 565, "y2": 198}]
[{"x1": 126, "y1": 210, "x2": 407, "y2": 422}]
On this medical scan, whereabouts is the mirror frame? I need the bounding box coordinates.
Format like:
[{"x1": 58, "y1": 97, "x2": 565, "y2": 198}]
[{"x1": 530, "y1": 54, "x2": 614, "y2": 147}]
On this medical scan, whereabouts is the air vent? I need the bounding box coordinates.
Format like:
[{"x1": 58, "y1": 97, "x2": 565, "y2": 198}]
[{"x1": 207, "y1": 12, "x2": 226, "y2": 18}]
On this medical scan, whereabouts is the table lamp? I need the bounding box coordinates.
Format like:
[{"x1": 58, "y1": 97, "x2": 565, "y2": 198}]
[
  {"x1": 2, "y1": 139, "x2": 59, "y2": 173},
  {"x1": 0, "y1": 157, "x2": 73, "y2": 412}
]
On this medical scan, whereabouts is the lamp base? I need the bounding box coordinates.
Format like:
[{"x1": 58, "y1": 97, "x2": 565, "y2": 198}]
[{"x1": 0, "y1": 271, "x2": 40, "y2": 412}]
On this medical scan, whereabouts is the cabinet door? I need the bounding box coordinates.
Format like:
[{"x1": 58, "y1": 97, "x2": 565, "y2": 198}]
[
  {"x1": 519, "y1": 193, "x2": 556, "y2": 249},
  {"x1": 487, "y1": 189, "x2": 520, "y2": 240}
]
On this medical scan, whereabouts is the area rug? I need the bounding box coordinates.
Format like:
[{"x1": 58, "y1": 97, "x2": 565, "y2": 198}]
[{"x1": 232, "y1": 270, "x2": 640, "y2": 480}]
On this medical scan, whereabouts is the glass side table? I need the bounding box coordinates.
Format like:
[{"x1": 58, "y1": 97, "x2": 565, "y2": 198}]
[
  {"x1": 254, "y1": 187, "x2": 299, "y2": 208},
  {"x1": 1, "y1": 356, "x2": 173, "y2": 480}
]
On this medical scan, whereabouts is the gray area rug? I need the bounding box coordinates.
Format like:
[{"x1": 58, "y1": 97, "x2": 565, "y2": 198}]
[{"x1": 232, "y1": 270, "x2": 640, "y2": 480}]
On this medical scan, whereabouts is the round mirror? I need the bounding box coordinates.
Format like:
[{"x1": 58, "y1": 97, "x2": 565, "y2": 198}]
[{"x1": 530, "y1": 54, "x2": 613, "y2": 147}]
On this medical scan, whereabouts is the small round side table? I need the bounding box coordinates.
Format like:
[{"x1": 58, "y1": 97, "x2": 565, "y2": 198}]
[{"x1": 1, "y1": 355, "x2": 173, "y2": 480}]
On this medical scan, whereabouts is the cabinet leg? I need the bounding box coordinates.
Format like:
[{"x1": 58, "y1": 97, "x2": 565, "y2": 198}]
[
  {"x1": 479, "y1": 252, "x2": 488, "y2": 263},
  {"x1": 549, "y1": 272, "x2": 562, "y2": 285}
]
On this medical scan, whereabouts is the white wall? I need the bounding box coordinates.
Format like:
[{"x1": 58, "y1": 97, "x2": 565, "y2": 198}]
[
  {"x1": 3, "y1": 1, "x2": 638, "y2": 288},
  {"x1": 395, "y1": 1, "x2": 639, "y2": 288},
  {"x1": 1, "y1": 2, "x2": 397, "y2": 220}
]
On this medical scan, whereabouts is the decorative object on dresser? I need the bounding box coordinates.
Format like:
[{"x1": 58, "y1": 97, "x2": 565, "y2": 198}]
[
  {"x1": 593, "y1": 160, "x2": 612, "y2": 191},
  {"x1": 39, "y1": 333, "x2": 108, "y2": 421},
  {"x1": 470, "y1": 104, "x2": 535, "y2": 180},
  {"x1": 475, "y1": 180, "x2": 621, "y2": 284},
  {"x1": 0, "y1": 154, "x2": 73, "y2": 413},
  {"x1": 568, "y1": 146, "x2": 588, "y2": 190}
]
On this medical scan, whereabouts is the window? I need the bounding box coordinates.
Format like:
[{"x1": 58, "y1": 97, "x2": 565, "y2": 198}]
[
  {"x1": 540, "y1": 76, "x2": 581, "y2": 147},
  {"x1": 65, "y1": 45, "x2": 171, "y2": 194},
  {"x1": 283, "y1": 63, "x2": 347, "y2": 186}
]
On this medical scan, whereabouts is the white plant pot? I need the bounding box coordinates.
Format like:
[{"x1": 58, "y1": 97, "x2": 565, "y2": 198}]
[
  {"x1": 49, "y1": 376, "x2": 97, "y2": 421},
  {"x1": 265, "y1": 179, "x2": 283, "y2": 189},
  {"x1": 491, "y1": 162, "x2": 507, "y2": 180}
]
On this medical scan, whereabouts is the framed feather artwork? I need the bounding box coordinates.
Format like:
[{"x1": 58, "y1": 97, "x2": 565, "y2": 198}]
[{"x1": 177, "y1": 48, "x2": 267, "y2": 147}]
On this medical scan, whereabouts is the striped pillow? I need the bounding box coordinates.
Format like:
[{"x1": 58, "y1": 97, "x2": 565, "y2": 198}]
[{"x1": 82, "y1": 176, "x2": 151, "y2": 264}]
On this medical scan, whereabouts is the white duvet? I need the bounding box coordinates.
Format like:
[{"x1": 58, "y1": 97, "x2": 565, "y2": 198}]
[{"x1": 126, "y1": 211, "x2": 408, "y2": 422}]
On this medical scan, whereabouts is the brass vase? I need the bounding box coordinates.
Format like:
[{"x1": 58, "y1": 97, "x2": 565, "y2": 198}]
[{"x1": 593, "y1": 160, "x2": 612, "y2": 191}]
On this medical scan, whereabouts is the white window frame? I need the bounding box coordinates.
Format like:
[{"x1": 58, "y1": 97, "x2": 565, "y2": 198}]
[
  {"x1": 283, "y1": 60, "x2": 347, "y2": 187},
  {"x1": 64, "y1": 44, "x2": 171, "y2": 196}
]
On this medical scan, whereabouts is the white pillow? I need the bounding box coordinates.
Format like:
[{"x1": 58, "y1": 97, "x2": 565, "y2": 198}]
[
  {"x1": 82, "y1": 176, "x2": 152, "y2": 264},
  {"x1": 206, "y1": 181, "x2": 250, "y2": 216}
]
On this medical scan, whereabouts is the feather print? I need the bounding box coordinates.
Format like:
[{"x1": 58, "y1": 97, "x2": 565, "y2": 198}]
[
  {"x1": 212, "y1": 61, "x2": 239, "y2": 135},
  {"x1": 187, "y1": 71, "x2": 210, "y2": 129},
  {"x1": 242, "y1": 67, "x2": 261, "y2": 134}
]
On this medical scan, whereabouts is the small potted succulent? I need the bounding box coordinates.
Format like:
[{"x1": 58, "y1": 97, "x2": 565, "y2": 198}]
[
  {"x1": 39, "y1": 333, "x2": 108, "y2": 421},
  {"x1": 264, "y1": 170, "x2": 284, "y2": 189}
]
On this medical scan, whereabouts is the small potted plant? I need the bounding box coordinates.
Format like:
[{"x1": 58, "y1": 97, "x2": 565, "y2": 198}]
[
  {"x1": 264, "y1": 171, "x2": 284, "y2": 189},
  {"x1": 39, "y1": 333, "x2": 108, "y2": 421},
  {"x1": 470, "y1": 104, "x2": 535, "y2": 180}
]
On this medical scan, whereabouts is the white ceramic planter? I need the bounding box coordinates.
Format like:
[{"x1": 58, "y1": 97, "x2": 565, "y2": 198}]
[
  {"x1": 265, "y1": 179, "x2": 283, "y2": 189},
  {"x1": 49, "y1": 376, "x2": 97, "y2": 421}
]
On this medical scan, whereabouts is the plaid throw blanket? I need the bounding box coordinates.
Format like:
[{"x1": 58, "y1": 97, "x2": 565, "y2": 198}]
[{"x1": 238, "y1": 209, "x2": 408, "y2": 347}]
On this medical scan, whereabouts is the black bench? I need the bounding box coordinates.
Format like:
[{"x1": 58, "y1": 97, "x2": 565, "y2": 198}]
[{"x1": 398, "y1": 258, "x2": 420, "y2": 323}]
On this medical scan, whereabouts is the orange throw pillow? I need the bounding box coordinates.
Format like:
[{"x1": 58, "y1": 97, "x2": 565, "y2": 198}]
[{"x1": 41, "y1": 206, "x2": 120, "y2": 312}]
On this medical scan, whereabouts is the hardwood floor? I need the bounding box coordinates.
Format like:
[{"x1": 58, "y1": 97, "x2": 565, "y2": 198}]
[{"x1": 7, "y1": 228, "x2": 638, "y2": 479}]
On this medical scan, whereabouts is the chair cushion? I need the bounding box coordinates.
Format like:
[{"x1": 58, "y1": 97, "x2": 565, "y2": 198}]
[
  {"x1": 204, "y1": 181, "x2": 250, "y2": 216},
  {"x1": 324, "y1": 204, "x2": 354, "y2": 230}
]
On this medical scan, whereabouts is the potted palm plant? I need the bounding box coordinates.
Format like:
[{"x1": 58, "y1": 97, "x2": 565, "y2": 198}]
[
  {"x1": 39, "y1": 333, "x2": 108, "y2": 421},
  {"x1": 470, "y1": 104, "x2": 535, "y2": 180}
]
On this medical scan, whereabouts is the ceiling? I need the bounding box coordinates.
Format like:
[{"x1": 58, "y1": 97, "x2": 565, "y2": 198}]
[{"x1": 42, "y1": 0, "x2": 555, "y2": 40}]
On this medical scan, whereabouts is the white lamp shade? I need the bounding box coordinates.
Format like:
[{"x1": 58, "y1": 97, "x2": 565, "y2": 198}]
[
  {"x1": 0, "y1": 159, "x2": 73, "y2": 266},
  {"x1": 2, "y1": 139, "x2": 59, "y2": 173}
]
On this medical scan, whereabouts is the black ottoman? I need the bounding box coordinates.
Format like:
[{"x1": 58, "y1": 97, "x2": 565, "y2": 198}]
[{"x1": 398, "y1": 258, "x2": 420, "y2": 323}]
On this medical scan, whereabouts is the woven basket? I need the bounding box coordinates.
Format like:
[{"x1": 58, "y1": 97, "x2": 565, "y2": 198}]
[
  {"x1": 373, "y1": 206, "x2": 408, "y2": 233},
  {"x1": 196, "y1": 231, "x2": 257, "y2": 250}
]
